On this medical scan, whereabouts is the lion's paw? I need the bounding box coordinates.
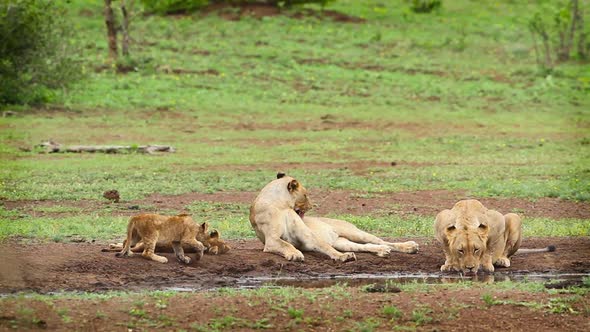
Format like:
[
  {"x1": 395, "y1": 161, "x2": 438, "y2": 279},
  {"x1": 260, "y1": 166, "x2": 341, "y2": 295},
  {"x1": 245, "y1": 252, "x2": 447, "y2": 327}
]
[
  {"x1": 402, "y1": 241, "x2": 419, "y2": 254},
  {"x1": 208, "y1": 246, "x2": 219, "y2": 255},
  {"x1": 286, "y1": 251, "x2": 305, "y2": 262},
  {"x1": 376, "y1": 247, "x2": 391, "y2": 257},
  {"x1": 482, "y1": 263, "x2": 495, "y2": 273},
  {"x1": 178, "y1": 256, "x2": 191, "y2": 264},
  {"x1": 494, "y1": 257, "x2": 510, "y2": 268},
  {"x1": 155, "y1": 256, "x2": 168, "y2": 264},
  {"x1": 440, "y1": 264, "x2": 454, "y2": 272},
  {"x1": 337, "y1": 252, "x2": 356, "y2": 262}
]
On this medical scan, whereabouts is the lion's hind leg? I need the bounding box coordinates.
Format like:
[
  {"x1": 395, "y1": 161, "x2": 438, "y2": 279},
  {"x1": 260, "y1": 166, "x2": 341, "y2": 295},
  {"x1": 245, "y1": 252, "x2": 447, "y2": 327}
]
[
  {"x1": 141, "y1": 233, "x2": 168, "y2": 263},
  {"x1": 332, "y1": 238, "x2": 391, "y2": 257},
  {"x1": 319, "y1": 217, "x2": 419, "y2": 254}
]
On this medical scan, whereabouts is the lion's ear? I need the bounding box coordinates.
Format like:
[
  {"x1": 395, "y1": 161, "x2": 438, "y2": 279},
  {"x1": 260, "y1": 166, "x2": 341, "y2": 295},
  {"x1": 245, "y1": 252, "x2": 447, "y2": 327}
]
[
  {"x1": 210, "y1": 230, "x2": 219, "y2": 239},
  {"x1": 287, "y1": 179, "x2": 299, "y2": 192},
  {"x1": 277, "y1": 172, "x2": 286, "y2": 179},
  {"x1": 446, "y1": 225, "x2": 456, "y2": 232},
  {"x1": 201, "y1": 222, "x2": 208, "y2": 232},
  {"x1": 478, "y1": 223, "x2": 489, "y2": 236}
]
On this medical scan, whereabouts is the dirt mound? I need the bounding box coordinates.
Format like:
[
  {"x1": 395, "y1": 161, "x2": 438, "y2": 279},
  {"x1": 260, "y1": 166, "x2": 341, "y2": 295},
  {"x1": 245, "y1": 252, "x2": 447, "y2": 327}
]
[{"x1": 1, "y1": 237, "x2": 588, "y2": 294}]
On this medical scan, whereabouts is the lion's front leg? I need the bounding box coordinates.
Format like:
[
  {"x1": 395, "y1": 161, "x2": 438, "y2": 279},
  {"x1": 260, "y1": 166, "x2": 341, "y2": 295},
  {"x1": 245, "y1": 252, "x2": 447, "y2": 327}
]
[
  {"x1": 181, "y1": 238, "x2": 205, "y2": 263},
  {"x1": 264, "y1": 237, "x2": 305, "y2": 262},
  {"x1": 481, "y1": 251, "x2": 495, "y2": 273},
  {"x1": 440, "y1": 247, "x2": 458, "y2": 272},
  {"x1": 172, "y1": 241, "x2": 191, "y2": 264}
]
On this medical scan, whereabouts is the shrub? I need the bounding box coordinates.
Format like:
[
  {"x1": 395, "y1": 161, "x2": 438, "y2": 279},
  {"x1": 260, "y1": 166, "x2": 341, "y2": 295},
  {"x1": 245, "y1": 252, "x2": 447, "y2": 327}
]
[
  {"x1": 0, "y1": 0, "x2": 81, "y2": 106},
  {"x1": 407, "y1": 0, "x2": 442, "y2": 14},
  {"x1": 529, "y1": 0, "x2": 588, "y2": 71}
]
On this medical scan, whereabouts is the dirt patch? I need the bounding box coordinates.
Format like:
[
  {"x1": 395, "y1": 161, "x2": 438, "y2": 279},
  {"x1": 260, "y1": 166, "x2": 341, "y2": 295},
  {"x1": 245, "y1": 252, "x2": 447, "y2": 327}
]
[
  {"x1": 0, "y1": 237, "x2": 588, "y2": 294},
  {"x1": 1, "y1": 285, "x2": 589, "y2": 332},
  {"x1": 4, "y1": 189, "x2": 589, "y2": 220},
  {"x1": 201, "y1": 3, "x2": 364, "y2": 23},
  {"x1": 2, "y1": 285, "x2": 588, "y2": 331},
  {"x1": 311, "y1": 190, "x2": 590, "y2": 220}
]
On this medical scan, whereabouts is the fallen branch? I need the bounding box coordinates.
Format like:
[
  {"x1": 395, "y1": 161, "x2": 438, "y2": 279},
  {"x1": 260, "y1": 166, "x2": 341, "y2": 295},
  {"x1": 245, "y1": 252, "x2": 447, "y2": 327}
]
[{"x1": 37, "y1": 141, "x2": 175, "y2": 154}]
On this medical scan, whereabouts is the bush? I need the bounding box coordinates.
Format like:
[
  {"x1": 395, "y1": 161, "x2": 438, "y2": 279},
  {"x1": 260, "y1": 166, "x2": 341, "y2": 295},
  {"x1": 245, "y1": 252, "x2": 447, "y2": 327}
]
[
  {"x1": 0, "y1": 0, "x2": 81, "y2": 106},
  {"x1": 407, "y1": 0, "x2": 441, "y2": 14}
]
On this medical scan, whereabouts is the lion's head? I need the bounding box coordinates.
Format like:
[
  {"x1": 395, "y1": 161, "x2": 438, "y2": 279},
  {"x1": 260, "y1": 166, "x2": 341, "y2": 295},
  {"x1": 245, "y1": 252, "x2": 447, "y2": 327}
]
[
  {"x1": 445, "y1": 222, "x2": 489, "y2": 274},
  {"x1": 277, "y1": 172, "x2": 312, "y2": 218},
  {"x1": 197, "y1": 222, "x2": 231, "y2": 254}
]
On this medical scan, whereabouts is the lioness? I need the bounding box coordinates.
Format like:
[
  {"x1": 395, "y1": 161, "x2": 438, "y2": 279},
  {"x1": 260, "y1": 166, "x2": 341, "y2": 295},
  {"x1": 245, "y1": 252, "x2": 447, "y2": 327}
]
[
  {"x1": 434, "y1": 199, "x2": 555, "y2": 274},
  {"x1": 249, "y1": 173, "x2": 419, "y2": 262},
  {"x1": 107, "y1": 220, "x2": 230, "y2": 255},
  {"x1": 116, "y1": 213, "x2": 206, "y2": 264}
]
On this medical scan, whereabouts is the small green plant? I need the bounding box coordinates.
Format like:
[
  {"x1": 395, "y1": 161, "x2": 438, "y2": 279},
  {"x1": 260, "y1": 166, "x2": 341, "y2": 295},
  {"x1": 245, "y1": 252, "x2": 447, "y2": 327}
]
[
  {"x1": 129, "y1": 307, "x2": 148, "y2": 318},
  {"x1": 287, "y1": 307, "x2": 304, "y2": 319},
  {"x1": 482, "y1": 293, "x2": 497, "y2": 306},
  {"x1": 56, "y1": 308, "x2": 72, "y2": 323},
  {"x1": 354, "y1": 317, "x2": 382, "y2": 332},
  {"x1": 411, "y1": 306, "x2": 433, "y2": 325},
  {"x1": 382, "y1": 305, "x2": 403, "y2": 320}
]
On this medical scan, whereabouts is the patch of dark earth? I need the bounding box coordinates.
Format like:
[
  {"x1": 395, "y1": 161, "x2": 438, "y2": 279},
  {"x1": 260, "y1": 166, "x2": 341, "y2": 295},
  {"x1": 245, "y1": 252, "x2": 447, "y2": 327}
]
[
  {"x1": 0, "y1": 237, "x2": 588, "y2": 294},
  {"x1": 3, "y1": 189, "x2": 589, "y2": 220}
]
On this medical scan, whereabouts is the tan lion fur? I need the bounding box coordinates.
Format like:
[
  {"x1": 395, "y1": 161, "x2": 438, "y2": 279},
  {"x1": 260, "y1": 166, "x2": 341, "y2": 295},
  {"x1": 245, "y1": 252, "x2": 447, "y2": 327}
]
[
  {"x1": 249, "y1": 174, "x2": 419, "y2": 262},
  {"x1": 115, "y1": 213, "x2": 206, "y2": 264},
  {"x1": 435, "y1": 199, "x2": 535, "y2": 273},
  {"x1": 109, "y1": 218, "x2": 230, "y2": 256}
]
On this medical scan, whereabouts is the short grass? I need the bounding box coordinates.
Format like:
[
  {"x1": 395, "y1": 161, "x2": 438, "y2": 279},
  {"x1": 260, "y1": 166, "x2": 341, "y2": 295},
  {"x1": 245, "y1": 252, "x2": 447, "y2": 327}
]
[
  {"x1": 0, "y1": 0, "x2": 589, "y2": 242},
  {"x1": 1, "y1": 203, "x2": 587, "y2": 241}
]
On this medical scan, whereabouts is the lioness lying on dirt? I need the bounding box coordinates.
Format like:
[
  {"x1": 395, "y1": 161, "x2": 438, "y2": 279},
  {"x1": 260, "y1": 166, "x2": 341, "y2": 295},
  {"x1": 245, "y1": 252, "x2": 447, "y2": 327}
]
[
  {"x1": 435, "y1": 199, "x2": 555, "y2": 274},
  {"x1": 114, "y1": 214, "x2": 229, "y2": 264},
  {"x1": 249, "y1": 173, "x2": 419, "y2": 262}
]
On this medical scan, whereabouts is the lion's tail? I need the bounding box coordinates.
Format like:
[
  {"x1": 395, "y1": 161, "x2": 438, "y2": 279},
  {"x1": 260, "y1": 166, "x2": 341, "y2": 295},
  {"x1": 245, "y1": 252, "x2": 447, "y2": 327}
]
[
  {"x1": 115, "y1": 217, "x2": 137, "y2": 257},
  {"x1": 516, "y1": 245, "x2": 556, "y2": 254}
]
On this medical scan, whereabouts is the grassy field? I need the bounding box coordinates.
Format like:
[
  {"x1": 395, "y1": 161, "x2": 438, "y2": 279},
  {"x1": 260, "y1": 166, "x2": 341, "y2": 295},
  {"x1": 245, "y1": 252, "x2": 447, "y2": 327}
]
[
  {"x1": 0, "y1": 2, "x2": 589, "y2": 220},
  {"x1": 0, "y1": 1, "x2": 589, "y2": 330},
  {"x1": 1, "y1": 0, "x2": 589, "y2": 242}
]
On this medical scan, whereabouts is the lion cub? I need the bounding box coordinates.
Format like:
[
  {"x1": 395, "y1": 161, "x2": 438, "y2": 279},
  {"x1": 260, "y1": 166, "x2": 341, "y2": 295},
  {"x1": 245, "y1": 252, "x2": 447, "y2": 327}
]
[{"x1": 116, "y1": 213, "x2": 205, "y2": 264}]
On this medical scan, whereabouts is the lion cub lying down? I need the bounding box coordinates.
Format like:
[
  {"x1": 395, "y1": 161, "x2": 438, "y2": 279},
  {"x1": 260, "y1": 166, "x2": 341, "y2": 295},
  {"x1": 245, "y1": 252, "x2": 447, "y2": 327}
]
[
  {"x1": 114, "y1": 213, "x2": 230, "y2": 264},
  {"x1": 249, "y1": 173, "x2": 419, "y2": 262},
  {"x1": 435, "y1": 199, "x2": 555, "y2": 274}
]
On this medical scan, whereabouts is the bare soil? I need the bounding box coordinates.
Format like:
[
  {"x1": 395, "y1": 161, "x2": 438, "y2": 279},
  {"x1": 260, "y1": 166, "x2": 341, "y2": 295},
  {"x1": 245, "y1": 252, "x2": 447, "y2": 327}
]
[
  {"x1": 1, "y1": 238, "x2": 589, "y2": 331},
  {"x1": 201, "y1": 3, "x2": 365, "y2": 23},
  {"x1": 1, "y1": 237, "x2": 588, "y2": 294},
  {"x1": 4, "y1": 188, "x2": 589, "y2": 220},
  {"x1": 1, "y1": 285, "x2": 589, "y2": 332}
]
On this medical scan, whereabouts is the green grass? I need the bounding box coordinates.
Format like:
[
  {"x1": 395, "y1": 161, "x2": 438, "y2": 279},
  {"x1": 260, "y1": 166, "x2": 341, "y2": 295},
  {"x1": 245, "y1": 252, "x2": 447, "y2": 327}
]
[
  {"x1": 0, "y1": 0, "x2": 589, "y2": 242},
  {"x1": 1, "y1": 203, "x2": 587, "y2": 241}
]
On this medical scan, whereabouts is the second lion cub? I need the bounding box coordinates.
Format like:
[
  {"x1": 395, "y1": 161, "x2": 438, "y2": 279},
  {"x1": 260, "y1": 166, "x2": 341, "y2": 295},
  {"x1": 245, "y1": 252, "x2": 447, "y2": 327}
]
[{"x1": 116, "y1": 213, "x2": 205, "y2": 264}]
